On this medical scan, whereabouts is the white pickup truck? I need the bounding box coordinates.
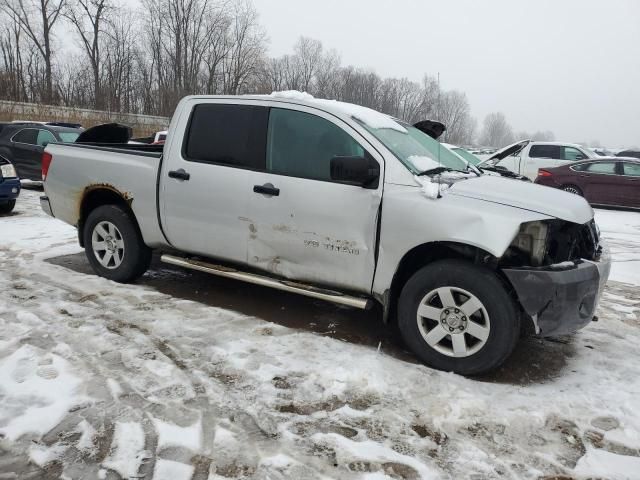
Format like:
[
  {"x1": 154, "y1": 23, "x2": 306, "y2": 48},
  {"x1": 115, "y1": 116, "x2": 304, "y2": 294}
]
[
  {"x1": 478, "y1": 140, "x2": 596, "y2": 180},
  {"x1": 40, "y1": 92, "x2": 610, "y2": 375}
]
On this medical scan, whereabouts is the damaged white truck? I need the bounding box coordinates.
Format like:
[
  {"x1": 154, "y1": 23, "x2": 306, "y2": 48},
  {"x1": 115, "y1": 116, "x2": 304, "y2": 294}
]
[{"x1": 40, "y1": 93, "x2": 611, "y2": 375}]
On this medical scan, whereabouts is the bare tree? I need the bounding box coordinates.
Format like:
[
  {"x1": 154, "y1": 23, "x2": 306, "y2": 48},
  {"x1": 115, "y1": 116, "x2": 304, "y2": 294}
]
[
  {"x1": 480, "y1": 112, "x2": 514, "y2": 148},
  {"x1": 0, "y1": 11, "x2": 28, "y2": 101},
  {"x1": 64, "y1": 0, "x2": 111, "y2": 108},
  {"x1": 1, "y1": 0, "x2": 65, "y2": 102},
  {"x1": 222, "y1": 0, "x2": 265, "y2": 94}
]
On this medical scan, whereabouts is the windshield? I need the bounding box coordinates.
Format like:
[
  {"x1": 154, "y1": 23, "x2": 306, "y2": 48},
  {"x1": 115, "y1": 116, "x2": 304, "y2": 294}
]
[
  {"x1": 451, "y1": 147, "x2": 482, "y2": 166},
  {"x1": 58, "y1": 132, "x2": 80, "y2": 143},
  {"x1": 357, "y1": 119, "x2": 468, "y2": 174}
]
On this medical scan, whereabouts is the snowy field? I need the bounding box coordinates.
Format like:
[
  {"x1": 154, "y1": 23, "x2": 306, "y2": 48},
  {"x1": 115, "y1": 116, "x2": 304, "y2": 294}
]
[{"x1": 1, "y1": 189, "x2": 640, "y2": 480}]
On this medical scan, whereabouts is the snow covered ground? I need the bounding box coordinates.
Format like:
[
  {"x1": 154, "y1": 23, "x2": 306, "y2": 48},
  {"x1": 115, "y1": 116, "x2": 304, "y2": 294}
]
[{"x1": 1, "y1": 189, "x2": 639, "y2": 480}]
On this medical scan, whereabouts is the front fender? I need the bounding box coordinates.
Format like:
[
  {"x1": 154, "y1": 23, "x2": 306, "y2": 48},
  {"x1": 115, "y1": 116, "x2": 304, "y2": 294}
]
[{"x1": 372, "y1": 184, "x2": 552, "y2": 297}]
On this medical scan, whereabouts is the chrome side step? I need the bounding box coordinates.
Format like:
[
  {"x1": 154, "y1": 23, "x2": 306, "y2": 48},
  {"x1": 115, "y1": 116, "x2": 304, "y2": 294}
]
[{"x1": 160, "y1": 254, "x2": 373, "y2": 310}]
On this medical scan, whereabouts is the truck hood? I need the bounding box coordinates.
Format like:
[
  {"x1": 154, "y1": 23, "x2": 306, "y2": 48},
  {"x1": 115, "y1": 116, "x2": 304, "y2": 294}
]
[
  {"x1": 447, "y1": 175, "x2": 593, "y2": 224},
  {"x1": 477, "y1": 140, "x2": 530, "y2": 168}
]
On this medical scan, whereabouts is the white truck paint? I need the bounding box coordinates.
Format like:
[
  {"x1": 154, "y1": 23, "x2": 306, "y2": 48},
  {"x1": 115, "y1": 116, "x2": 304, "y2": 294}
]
[
  {"x1": 479, "y1": 140, "x2": 596, "y2": 180},
  {"x1": 40, "y1": 93, "x2": 610, "y2": 375}
]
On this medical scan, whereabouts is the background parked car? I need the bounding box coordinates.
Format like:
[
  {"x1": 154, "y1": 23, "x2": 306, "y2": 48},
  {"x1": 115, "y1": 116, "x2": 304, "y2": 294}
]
[
  {"x1": 478, "y1": 140, "x2": 596, "y2": 180},
  {"x1": 616, "y1": 149, "x2": 640, "y2": 159},
  {"x1": 534, "y1": 157, "x2": 640, "y2": 209},
  {"x1": 0, "y1": 155, "x2": 20, "y2": 214},
  {"x1": 0, "y1": 122, "x2": 83, "y2": 180}
]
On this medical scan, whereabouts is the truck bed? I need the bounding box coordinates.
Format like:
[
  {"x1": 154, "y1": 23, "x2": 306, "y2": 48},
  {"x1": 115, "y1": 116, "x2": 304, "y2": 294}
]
[{"x1": 44, "y1": 142, "x2": 168, "y2": 248}]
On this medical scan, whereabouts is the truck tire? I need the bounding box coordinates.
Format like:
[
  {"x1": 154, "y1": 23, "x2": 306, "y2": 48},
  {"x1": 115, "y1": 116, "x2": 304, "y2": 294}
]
[
  {"x1": 0, "y1": 200, "x2": 16, "y2": 214},
  {"x1": 398, "y1": 259, "x2": 520, "y2": 376},
  {"x1": 83, "y1": 204, "x2": 152, "y2": 283}
]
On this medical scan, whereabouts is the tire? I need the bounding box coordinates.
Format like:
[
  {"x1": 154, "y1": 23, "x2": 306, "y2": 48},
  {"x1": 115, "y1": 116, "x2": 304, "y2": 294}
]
[
  {"x1": 83, "y1": 204, "x2": 152, "y2": 283},
  {"x1": 0, "y1": 200, "x2": 16, "y2": 215},
  {"x1": 562, "y1": 184, "x2": 583, "y2": 196},
  {"x1": 398, "y1": 259, "x2": 520, "y2": 376}
]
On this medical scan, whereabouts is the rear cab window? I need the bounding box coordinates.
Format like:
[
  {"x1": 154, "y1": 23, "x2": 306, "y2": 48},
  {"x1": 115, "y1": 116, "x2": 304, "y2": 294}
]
[
  {"x1": 529, "y1": 145, "x2": 562, "y2": 159},
  {"x1": 183, "y1": 103, "x2": 268, "y2": 170}
]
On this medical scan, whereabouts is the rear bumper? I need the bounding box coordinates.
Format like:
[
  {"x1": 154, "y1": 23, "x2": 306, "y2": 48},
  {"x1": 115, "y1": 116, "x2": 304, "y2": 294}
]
[
  {"x1": 503, "y1": 245, "x2": 611, "y2": 336},
  {"x1": 0, "y1": 178, "x2": 21, "y2": 202},
  {"x1": 40, "y1": 195, "x2": 53, "y2": 217}
]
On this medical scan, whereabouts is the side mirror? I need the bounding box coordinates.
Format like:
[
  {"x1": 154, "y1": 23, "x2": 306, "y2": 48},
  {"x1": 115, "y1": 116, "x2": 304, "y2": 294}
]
[{"x1": 330, "y1": 155, "x2": 379, "y2": 188}]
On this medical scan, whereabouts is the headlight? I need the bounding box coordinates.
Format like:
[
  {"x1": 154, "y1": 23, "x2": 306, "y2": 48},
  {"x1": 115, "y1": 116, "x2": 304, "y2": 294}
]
[
  {"x1": 0, "y1": 164, "x2": 17, "y2": 178},
  {"x1": 511, "y1": 221, "x2": 549, "y2": 266}
]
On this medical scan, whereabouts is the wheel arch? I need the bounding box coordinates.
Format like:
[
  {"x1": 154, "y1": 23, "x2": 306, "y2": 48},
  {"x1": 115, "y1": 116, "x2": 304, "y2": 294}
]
[
  {"x1": 378, "y1": 241, "x2": 501, "y2": 324},
  {"x1": 77, "y1": 186, "x2": 139, "y2": 247}
]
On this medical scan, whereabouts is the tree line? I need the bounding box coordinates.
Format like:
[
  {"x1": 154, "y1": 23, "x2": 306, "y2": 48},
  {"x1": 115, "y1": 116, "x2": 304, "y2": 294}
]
[{"x1": 0, "y1": 0, "x2": 548, "y2": 146}]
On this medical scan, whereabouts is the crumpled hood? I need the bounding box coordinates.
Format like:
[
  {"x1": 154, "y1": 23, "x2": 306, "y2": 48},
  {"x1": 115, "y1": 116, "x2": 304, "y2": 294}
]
[{"x1": 447, "y1": 175, "x2": 594, "y2": 224}]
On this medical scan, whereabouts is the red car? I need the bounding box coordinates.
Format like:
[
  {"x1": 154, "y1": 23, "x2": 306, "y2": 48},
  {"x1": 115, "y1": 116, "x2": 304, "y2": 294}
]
[{"x1": 534, "y1": 157, "x2": 640, "y2": 209}]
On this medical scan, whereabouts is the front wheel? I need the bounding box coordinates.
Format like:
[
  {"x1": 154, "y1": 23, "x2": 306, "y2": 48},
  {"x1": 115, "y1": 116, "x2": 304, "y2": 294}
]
[
  {"x1": 83, "y1": 205, "x2": 152, "y2": 283},
  {"x1": 398, "y1": 260, "x2": 520, "y2": 375},
  {"x1": 0, "y1": 200, "x2": 16, "y2": 215}
]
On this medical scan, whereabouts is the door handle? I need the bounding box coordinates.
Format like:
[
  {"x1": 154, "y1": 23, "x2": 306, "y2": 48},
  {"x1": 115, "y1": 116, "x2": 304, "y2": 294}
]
[
  {"x1": 168, "y1": 169, "x2": 190, "y2": 181},
  {"x1": 253, "y1": 183, "x2": 280, "y2": 196}
]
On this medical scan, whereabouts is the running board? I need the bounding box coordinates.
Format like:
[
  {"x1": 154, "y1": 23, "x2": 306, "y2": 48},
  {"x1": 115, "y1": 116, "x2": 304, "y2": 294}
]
[{"x1": 160, "y1": 254, "x2": 373, "y2": 310}]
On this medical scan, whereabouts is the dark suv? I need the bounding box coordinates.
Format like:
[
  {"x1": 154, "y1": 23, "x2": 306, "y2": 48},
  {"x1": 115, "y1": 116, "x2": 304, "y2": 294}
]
[{"x1": 0, "y1": 123, "x2": 82, "y2": 180}]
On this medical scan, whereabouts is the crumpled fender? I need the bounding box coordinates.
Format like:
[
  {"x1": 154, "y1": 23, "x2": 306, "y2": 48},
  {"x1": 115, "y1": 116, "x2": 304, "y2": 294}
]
[{"x1": 371, "y1": 183, "x2": 553, "y2": 297}]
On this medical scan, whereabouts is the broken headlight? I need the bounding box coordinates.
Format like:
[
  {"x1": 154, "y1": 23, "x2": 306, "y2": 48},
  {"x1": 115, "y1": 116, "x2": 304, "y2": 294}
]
[{"x1": 509, "y1": 221, "x2": 549, "y2": 266}]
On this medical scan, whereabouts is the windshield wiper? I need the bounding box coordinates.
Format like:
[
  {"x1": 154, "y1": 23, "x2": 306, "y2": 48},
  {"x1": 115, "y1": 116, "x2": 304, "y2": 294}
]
[{"x1": 416, "y1": 166, "x2": 467, "y2": 176}]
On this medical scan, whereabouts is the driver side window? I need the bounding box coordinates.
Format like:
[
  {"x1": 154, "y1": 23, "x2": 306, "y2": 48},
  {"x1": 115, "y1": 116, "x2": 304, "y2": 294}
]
[
  {"x1": 562, "y1": 147, "x2": 587, "y2": 161},
  {"x1": 266, "y1": 108, "x2": 365, "y2": 182}
]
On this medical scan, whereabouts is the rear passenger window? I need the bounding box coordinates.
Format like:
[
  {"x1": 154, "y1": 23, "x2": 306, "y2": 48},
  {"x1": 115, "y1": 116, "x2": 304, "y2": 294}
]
[
  {"x1": 529, "y1": 145, "x2": 561, "y2": 159},
  {"x1": 586, "y1": 162, "x2": 617, "y2": 174},
  {"x1": 183, "y1": 104, "x2": 268, "y2": 169},
  {"x1": 266, "y1": 108, "x2": 365, "y2": 181},
  {"x1": 12, "y1": 128, "x2": 38, "y2": 145}
]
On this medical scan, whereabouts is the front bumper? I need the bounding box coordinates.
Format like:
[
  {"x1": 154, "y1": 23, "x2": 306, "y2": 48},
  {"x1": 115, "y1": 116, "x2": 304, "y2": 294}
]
[
  {"x1": 0, "y1": 177, "x2": 21, "y2": 201},
  {"x1": 503, "y1": 245, "x2": 611, "y2": 336},
  {"x1": 40, "y1": 195, "x2": 53, "y2": 217}
]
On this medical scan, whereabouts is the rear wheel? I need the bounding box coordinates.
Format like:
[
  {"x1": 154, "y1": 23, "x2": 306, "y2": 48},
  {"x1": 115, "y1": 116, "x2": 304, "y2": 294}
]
[
  {"x1": 398, "y1": 260, "x2": 520, "y2": 375},
  {"x1": 562, "y1": 184, "x2": 583, "y2": 196},
  {"x1": 0, "y1": 200, "x2": 16, "y2": 214},
  {"x1": 83, "y1": 205, "x2": 152, "y2": 282}
]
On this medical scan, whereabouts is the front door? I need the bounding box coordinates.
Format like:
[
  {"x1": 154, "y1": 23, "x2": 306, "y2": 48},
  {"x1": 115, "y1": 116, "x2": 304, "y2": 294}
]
[
  {"x1": 246, "y1": 106, "x2": 383, "y2": 293},
  {"x1": 620, "y1": 162, "x2": 640, "y2": 208},
  {"x1": 161, "y1": 101, "x2": 268, "y2": 265}
]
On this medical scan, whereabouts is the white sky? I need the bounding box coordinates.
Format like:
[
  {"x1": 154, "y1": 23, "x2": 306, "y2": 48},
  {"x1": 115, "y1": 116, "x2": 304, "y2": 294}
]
[{"x1": 252, "y1": 0, "x2": 640, "y2": 148}]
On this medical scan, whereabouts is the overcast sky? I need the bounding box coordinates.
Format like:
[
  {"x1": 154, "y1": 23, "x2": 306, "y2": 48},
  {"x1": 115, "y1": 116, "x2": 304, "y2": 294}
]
[{"x1": 252, "y1": 0, "x2": 640, "y2": 147}]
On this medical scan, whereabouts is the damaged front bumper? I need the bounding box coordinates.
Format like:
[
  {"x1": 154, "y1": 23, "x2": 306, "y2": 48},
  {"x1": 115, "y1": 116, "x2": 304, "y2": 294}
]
[{"x1": 502, "y1": 245, "x2": 611, "y2": 336}]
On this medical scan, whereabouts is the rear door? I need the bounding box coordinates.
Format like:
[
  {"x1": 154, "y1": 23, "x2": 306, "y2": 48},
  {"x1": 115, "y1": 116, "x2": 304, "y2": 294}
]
[
  {"x1": 9, "y1": 128, "x2": 42, "y2": 180},
  {"x1": 523, "y1": 144, "x2": 562, "y2": 179},
  {"x1": 160, "y1": 100, "x2": 268, "y2": 265},
  {"x1": 246, "y1": 105, "x2": 383, "y2": 293}
]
